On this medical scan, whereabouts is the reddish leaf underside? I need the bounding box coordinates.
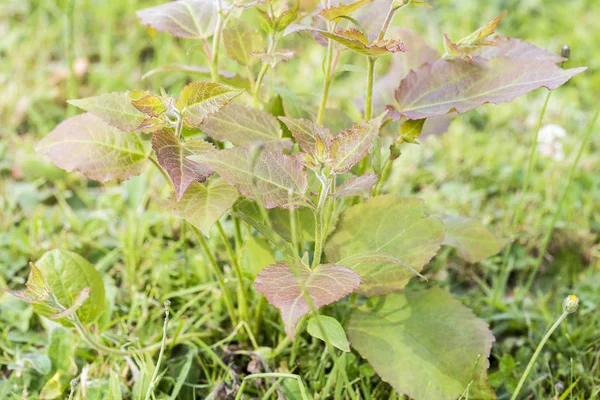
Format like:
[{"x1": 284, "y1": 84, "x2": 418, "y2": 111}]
[
  {"x1": 331, "y1": 174, "x2": 378, "y2": 198},
  {"x1": 392, "y1": 56, "x2": 586, "y2": 120},
  {"x1": 254, "y1": 262, "x2": 362, "y2": 338},
  {"x1": 330, "y1": 114, "x2": 385, "y2": 173},
  {"x1": 136, "y1": 0, "x2": 218, "y2": 39},
  {"x1": 152, "y1": 130, "x2": 215, "y2": 200}
]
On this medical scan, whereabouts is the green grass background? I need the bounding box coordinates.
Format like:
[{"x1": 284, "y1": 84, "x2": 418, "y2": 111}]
[{"x1": 1, "y1": 0, "x2": 600, "y2": 398}]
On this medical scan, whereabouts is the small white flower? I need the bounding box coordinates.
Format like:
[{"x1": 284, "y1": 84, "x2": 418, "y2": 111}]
[{"x1": 537, "y1": 124, "x2": 567, "y2": 161}]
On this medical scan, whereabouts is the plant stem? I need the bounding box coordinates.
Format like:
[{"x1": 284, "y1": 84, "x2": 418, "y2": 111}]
[
  {"x1": 510, "y1": 312, "x2": 568, "y2": 400},
  {"x1": 190, "y1": 224, "x2": 238, "y2": 325},
  {"x1": 144, "y1": 303, "x2": 170, "y2": 400},
  {"x1": 253, "y1": 34, "x2": 277, "y2": 105},
  {"x1": 210, "y1": 0, "x2": 226, "y2": 82},
  {"x1": 364, "y1": 57, "x2": 376, "y2": 121},
  {"x1": 216, "y1": 221, "x2": 249, "y2": 324},
  {"x1": 65, "y1": 0, "x2": 77, "y2": 116},
  {"x1": 317, "y1": 23, "x2": 336, "y2": 125},
  {"x1": 377, "y1": 4, "x2": 399, "y2": 42},
  {"x1": 312, "y1": 175, "x2": 330, "y2": 269},
  {"x1": 521, "y1": 109, "x2": 600, "y2": 295}
]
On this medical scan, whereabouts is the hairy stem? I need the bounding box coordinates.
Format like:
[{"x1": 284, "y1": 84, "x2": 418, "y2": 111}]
[
  {"x1": 210, "y1": 0, "x2": 226, "y2": 82},
  {"x1": 364, "y1": 57, "x2": 376, "y2": 121},
  {"x1": 317, "y1": 23, "x2": 336, "y2": 125},
  {"x1": 510, "y1": 312, "x2": 568, "y2": 400},
  {"x1": 190, "y1": 224, "x2": 238, "y2": 325},
  {"x1": 521, "y1": 109, "x2": 600, "y2": 295}
]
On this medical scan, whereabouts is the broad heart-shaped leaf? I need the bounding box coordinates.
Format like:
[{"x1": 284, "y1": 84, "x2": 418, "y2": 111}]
[
  {"x1": 201, "y1": 103, "x2": 292, "y2": 149},
  {"x1": 325, "y1": 195, "x2": 444, "y2": 296},
  {"x1": 136, "y1": 0, "x2": 218, "y2": 39},
  {"x1": 189, "y1": 147, "x2": 308, "y2": 209},
  {"x1": 331, "y1": 173, "x2": 378, "y2": 198},
  {"x1": 278, "y1": 117, "x2": 333, "y2": 158},
  {"x1": 373, "y1": 28, "x2": 439, "y2": 114},
  {"x1": 319, "y1": 0, "x2": 373, "y2": 21},
  {"x1": 474, "y1": 34, "x2": 565, "y2": 62},
  {"x1": 35, "y1": 250, "x2": 104, "y2": 325},
  {"x1": 171, "y1": 179, "x2": 239, "y2": 237},
  {"x1": 330, "y1": 113, "x2": 385, "y2": 173},
  {"x1": 223, "y1": 17, "x2": 265, "y2": 66},
  {"x1": 176, "y1": 81, "x2": 244, "y2": 128},
  {"x1": 348, "y1": 287, "x2": 495, "y2": 400},
  {"x1": 307, "y1": 315, "x2": 350, "y2": 352},
  {"x1": 442, "y1": 216, "x2": 508, "y2": 263},
  {"x1": 254, "y1": 262, "x2": 361, "y2": 339},
  {"x1": 390, "y1": 57, "x2": 586, "y2": 120},
  {"x1": 37, "y1": 113, "x2": 150, "y2": 182},
  {"x1": 152, "y1": 131, "x2": 215, "y2": 200},
  {"x1": 68, "y1": 92, "x2": 146, "y2": 132}
]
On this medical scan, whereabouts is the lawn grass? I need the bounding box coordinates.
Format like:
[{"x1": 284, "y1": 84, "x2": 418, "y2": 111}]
[{"x1": 1, "y1": 0, "x2": 600, "y2": 399}]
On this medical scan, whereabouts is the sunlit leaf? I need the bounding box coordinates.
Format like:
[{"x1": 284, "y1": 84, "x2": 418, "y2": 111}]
[
  {"x1": 307, "y1": 315, "x2": 350, "y2": 352},
  {"x1": 152, "y1": 130, "x2": 215, "y2": 200},
  {"x1": 331, "y1": 173, "x2": 378, "y2": 198},
  {"x1": 330, "y1": 114, "x2": 385, "y2": 173},
  {"x1": 254, "y1": 262, "x2": 361, "y2": 338},
  {"x1": 171, "y1": 180, "x2": 239, "y2": 237},
  {"x1": 223, "y1": 18, "x2": 265, "y2": 66},
  {"x1": 176, "y1": 81, "x2": 244, "y2": 127},
  {"x1": 399, "y1": 119, "x2": 425, "y2": 143},
  {"x1": 40, "y1": 370, "x2": 72, "y2": 400},
  {"x1": 279, "y1": 117, "x2": 333, "y2": 158},
  {"x1": 442, "y1": 216, "x2": 508, "y2": 263},
  {"x1": 68, "y1": 92, "x2": 146, "y2": 132},
  {"x1": 190, "y1": 147, "x2": 308, "y2": 209},
  {"x1": 348, "y1": 287, "x2": 495, "y2": 400},
  {"x1": 136, "y1": 0, "x2": 218, "y2": 39},
  {"x1": 131, "y1": 94, "x2": 168, "y2": 117},
  {"x1": 474, "y1": 35, "x2": 566, "y2": 62},
  {"x1": 390, "y1": 57, "x2": 586, "y2": 120},
  {"x1": 325, "y1": 195, "x2": 444, "y2": 295},
  {"x1": 37, "y1": 113, "x2": 150, "y2": 182},
  {"x1": 201, "y1": 103, "x2": 292, "y2": 149},
  {"x1": 319, "y1": 0, "x2": 373, "y2": 22}
]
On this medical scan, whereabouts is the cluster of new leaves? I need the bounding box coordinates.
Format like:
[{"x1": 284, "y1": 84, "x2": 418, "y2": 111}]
[{"x1": 30, "y1": 1, "x2": 586, "y2": 399}]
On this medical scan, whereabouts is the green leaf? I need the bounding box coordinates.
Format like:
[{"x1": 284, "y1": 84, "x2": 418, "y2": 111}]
[
  {"x1": 348, "y1": 287, "x2": 495, "y2": 400},
  {"x1": 325, "y1": 195, "x2": 444, "y2": 296},
  {"x1": 131, "y1": 94, "x2": 168, "y2": 117},
  {"x1": 109, "y1": 369, "x2": 123, "y2": 400},
  {"x1": 201, "y1": 103, "x2": 292, "y2": 149},
  {"x1": 330, "y1": 114, "x2": 385, "y2": 173},
  {"x1": 68, "y1": 92, "x2": 146, "y2": 132},
  {"x1": 37, "y1": 113, "x2": 150, "y2": 182},
  {"x1": 34, "y1": 250, "x2": 105, "y2": 325},
  {"x1": 40, "y1": 370, "x2": 72, "y2": 400},
  {"x1": 442, "y1": 216, "x2": 508, "y2": 263},
  {"x1": 152, "y1": 131, "x2": 215, "y2": 200},
  {"x1": 240, "y1": 236, "x2": 276, "y2": 278},
  {"x1": 171, "y1": 180, "x2": 239, "y2": 237},
  {"x1": 399, "y1": 119, "x2": 426, "y2": 143},
  {"x1": 254, "y1": 262, "x2": 362, "y2": 338},
  {"x1": 136, "y1": 0, "x2": 218, "y2": 39},
  {"x1": 48, "y1": 326, "x2": 77, "y2": 374},
  {"x1": 391, "y1": 57, "x2": 586, "y2": 120},
  {"x1": 176, "y1": 81, "x2": 244, "y2": 128},
  {"x1": 190, "y1": 147, "x2": 308, "y2": 209},
  {"x1": 278, "y1": 117, "x2": 333, "y2": 158},
  {"x1": 223, "y1": 17, "x2": 265, "y2": 66},
  {"x1": 319, "y1": 0, "x2": 373, "y2": 21},
  {"x1": 307, "y1": 315, "x2": 350, "y2": 352}
]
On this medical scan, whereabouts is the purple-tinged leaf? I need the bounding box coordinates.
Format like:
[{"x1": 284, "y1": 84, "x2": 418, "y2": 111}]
[
  {"x1": 132, "y1": 94, "x2": 168, "y2": 117},
  {"x1": 136, "y1": 0, "x2": 218, "y2": 39},
  {"x1": 331, "y1": 174, "x2": 378, "y2": 198},
  {"x1": 391, "y1": 57, "x2": 586, "y2": 120},
  {"x1": 171, "y1": 179, "x2": 239, "y2": 237},
  {"x1": 68, "y1": 92, "x2": 146, "y2": 132},
  {"x1": 278, "y1": 117, "x2": 333, "y2": 158},
  {"x1": 325, "y1": 195, "x2": 444, "y2": 296},
  {"x1": 152, "y1": 130, "x2": 215, "y2": 200},
  {"x1": 330, "y1": 114, "x2": 385, "y2": 173},
  {"x1": 176, "y1": 81, "x2": 244, "y2": 128},
  {"x1": 201, "y1": 103, "x2": 292, "y2": 150},
  {"x1": 2, "y1": 262, "x2": 51, "y2": 304},
  {"x1": 37, "y1": 113, "x2": 150, "y2": 182},
  {"x1": 442, "y1": 216, "x2": 509, "y2": 263},
  {"x1": 348, "y1": 287, "x2": 495, "y2": 400},
  {"x1": 189, "y1": 147, "x2": 308, "y2": 209},
  {"x1": 474, "y1": 35, "x2": 565, "y2": 62},
  {"x1": 254, "y1": 262, "x2": 362, "y2": 339}
]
